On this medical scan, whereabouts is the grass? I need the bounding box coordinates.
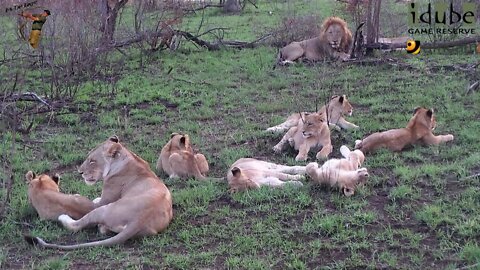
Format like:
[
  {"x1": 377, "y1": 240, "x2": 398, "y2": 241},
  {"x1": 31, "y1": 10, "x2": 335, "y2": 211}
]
[{"x1": 1, "y1": 0, "x2": 480, "y2": 269}]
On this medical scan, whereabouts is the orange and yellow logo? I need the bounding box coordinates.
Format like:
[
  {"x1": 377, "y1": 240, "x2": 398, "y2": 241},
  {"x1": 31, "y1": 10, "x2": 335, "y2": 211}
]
[{"x1": 406, "y1": 40, "x2": 421, "y2": 54}]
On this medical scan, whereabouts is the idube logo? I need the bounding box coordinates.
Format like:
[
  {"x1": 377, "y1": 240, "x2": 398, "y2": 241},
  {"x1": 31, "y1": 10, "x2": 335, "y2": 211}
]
[
  {"x1": 408, "y1": 2, "x2": 476, "y2": 35},
  {"x1": 406, "y1": 40, "x2": 421, "y2": 55}
]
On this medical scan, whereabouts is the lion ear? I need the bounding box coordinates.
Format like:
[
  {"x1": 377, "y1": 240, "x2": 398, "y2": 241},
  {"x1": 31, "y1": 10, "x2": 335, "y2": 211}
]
[
  {"x1": 413, "y1": 107, "x2": 421, "y2": 115},
  {"x1": 170, "y1": 133, "x2": 179, "y2": 139},
  {"x1": 338, "y1": 95, "x2": 344, "y2": 103},
  {"x1": 231, "y1": 167, "x2": 241, "y2": 177},
  {"x1": 109, "y1": 135, "x2": 119, "y2": 143},
  {"x1": 52, "y1": 174, "x2": 60, "y2": 185},
  {"x1": 25, "y1": 171, "x2": 35, "y2": 182},
  {"x1": 105, "y1": 143, "x2": 122, "y2": 158},
  {"x1": 426, "y1": 108, "x2": 433, "y2": 118},
  {"x1": 180, "y1": 136, "x2": 186, "y2": 147}
]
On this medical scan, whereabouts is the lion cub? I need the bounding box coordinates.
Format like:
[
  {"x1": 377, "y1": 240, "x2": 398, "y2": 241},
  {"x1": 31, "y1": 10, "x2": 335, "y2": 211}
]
[
  {"x1": 227, "y1": 158, "x2": 305, "y2": 192},
  {"x1": 273, "y1": 112, "x2": 333, "y2": 161},
  {"x1": 26, "y1": 171, "x2": 94, "y2": 220},
  {"x1": 355, "y1": 107, "x2": 454, "y2": 153},
  {"x1": 156, "y1": 133, "x2": 209, "y2": 179},
  {"x1": 306, "y1": 146, "x2": 368, "y2": 196},
  {"x1": 267, "y1": 95, "x2": 358, "y2": 132}
]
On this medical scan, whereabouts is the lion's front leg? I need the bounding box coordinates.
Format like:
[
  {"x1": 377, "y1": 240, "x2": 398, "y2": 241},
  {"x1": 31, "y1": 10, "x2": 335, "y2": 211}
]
[
  {"x1": 295, "y1": 143, "x2": 310, "y2": 161},
  {"x1": 338, "y1": 117, "x2": 359, "y2": 129},
  {"x1": 422, "y1": 133, "x2": 454, "y2": 145},
  {"x1": 273, "y1": 127, "x2": 298, "y2": 153}
]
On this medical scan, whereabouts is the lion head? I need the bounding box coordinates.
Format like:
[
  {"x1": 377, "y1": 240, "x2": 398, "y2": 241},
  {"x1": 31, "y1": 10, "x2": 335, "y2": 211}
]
[
  {"x1": 169, "y1": 133, "x2": 192, "y2": 152},
  {"x1": 342, "y1": 168, "x2": 369, "y2": 197},
  {"x1": 78, "y1": 135, "x2": 124, "y2": 185},
  {"x1": 26, "y1": 171, "x2": 60, "y2": 193},
  {"x1": 320, "y1": 17, "x2": 353, "y2": 52},
  {"x1": 228, "y1": 167, "x2": 259, "y2": 192},
  {"x1": 327, "y1": 95, "x2": 353, "y2": 118},
  {"x1": 301, "y1": 112, "x2": 327, "y2": 137},
  {"x1": 408, "y1": 107, "x2": 437, "y2": 131}
]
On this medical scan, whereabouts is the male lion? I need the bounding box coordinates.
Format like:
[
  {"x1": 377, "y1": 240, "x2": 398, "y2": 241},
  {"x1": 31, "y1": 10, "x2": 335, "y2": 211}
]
[
  {"x1": 306, "y1": 145, "x2": 368, "y2": 196},
  {"x1": 25, "y1": 171, "x2": 94, "y2": 220},
  {"x1": 227, "y1": 158, "x2": 305, "y2": 192},
  {"x1": 277, "y1": 16, "x2": 353, "y2": 65},
  {"x1": 355, "y1": 107, "x2": 454, "y2": 153},
  {"x1": 273, "y1": 112, "x2": 332, "y2": 161},
  {"x1": 156, "y1": 133, "x2": 209, "y2": 179},
  {"x1": 266, "y1": 95, "x2": 358, "y2": 133},
  {"x1": 24, "y1": 136, "x2": 173, "y2": 249}
]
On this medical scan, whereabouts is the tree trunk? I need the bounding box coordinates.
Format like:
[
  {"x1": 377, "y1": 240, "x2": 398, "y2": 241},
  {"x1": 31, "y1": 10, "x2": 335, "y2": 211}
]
[
  {"x1": 365, "y1": 0, "x2": 381, "y2": 55},
  {"x1": 100, "y1": 0, "x2": 129, "y2": 43},
  {"x1": 223, "y1": 0, "x2": 241, "y2": 13}
]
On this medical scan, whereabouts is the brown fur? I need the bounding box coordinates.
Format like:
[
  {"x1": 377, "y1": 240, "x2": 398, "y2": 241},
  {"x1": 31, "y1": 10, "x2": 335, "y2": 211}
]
[
  {"x1": 227, "y1": 158, "x2": 305, "y2": 193},
  {"x1": 267, "y1": 95, "x2": 358, "y2": 133},
  {"x1": 25, "y1": 136, "x2": 173, "y2": 250},
  {"x1": 278, "y1": 17, "x2": 353, "y2": 64},
  {"x1": 156, "y1": 133, "x2": 209, "y2": 179},
  {"x1": 273, "y1": 112, "x2": 332, "y2": 161},
  {"x1": 25, "y1": 171, "x2": 94, "y2": 220},
  {"x1": 355, "y1": 107, "x2": 454, "y2": 153},
  {"x1": 306, "y1": 145, "x2": 368, "y2": 196}
]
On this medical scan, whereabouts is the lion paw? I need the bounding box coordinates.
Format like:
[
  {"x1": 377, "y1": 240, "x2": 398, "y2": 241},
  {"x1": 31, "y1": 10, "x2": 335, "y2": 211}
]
[
  {"x1": 273, "y1": 145, "x2": 283, "y2": 153},
  {"x1": 357, "y1": 168, "x2": 369, "y2": 179},
  {"x1": 445, "y1": 134, "x2": 454, "y2": 142},
  {"x1": 354, "y1": 140, "x2": 362, "y2": 149},
  {"x1": 92, "y1": 197, "x2": 101, "y2": 204},
  {"x1": 295, "y1": 155, "x2": 307, "y2": 162},
  {"x1": 287, "y1": 180, "x2": 304, "y2": 187},
  {"x1": 315, "y1": 152, "x2": 328, "y2": 160}
]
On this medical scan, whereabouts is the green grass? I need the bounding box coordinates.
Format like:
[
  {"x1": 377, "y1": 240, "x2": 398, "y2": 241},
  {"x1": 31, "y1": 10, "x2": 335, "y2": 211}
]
[{"x1": 1, "y1": 0, "x2": 480, "y2": 269}]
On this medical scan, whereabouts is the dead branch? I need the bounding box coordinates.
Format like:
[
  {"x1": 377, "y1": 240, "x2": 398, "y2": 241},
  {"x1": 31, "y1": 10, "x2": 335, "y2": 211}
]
[
  {"x1": 366, "y1": 36, "x2": 480, "y2": 50},
  {"x1": 4, "y1": 92, "x2": 52, "y2": 109},
  {"x1": 184, "y1": 4, "x2": 224, "y2": 13},
  {"x1": 466, "y1": 81, "x2": 479, "y2": 94}
]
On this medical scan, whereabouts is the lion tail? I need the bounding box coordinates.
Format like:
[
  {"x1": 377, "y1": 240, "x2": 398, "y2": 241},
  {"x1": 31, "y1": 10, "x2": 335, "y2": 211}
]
[
  {"x1": 24, "y1": 221, "x2": 141, "y2": 250},
  {"x1": 273, "y1": 48, "x2": 283, "y2": 70}
]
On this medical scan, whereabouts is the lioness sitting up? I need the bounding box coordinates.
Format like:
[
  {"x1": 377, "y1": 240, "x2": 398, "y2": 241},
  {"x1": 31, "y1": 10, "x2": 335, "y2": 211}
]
[
  {"x1": 25, "y1": 136, "x2": 173, "y2": 249},
  {"x1": 156, "y1": 133, "x2": 209, "y2": 179},
  {"x1": 277, "y1": 16, "x2": 353, "y2": 65},
  {"x1": 25, "y1": 171, "x2": 94, "y2": 220},
  {"x1": 306, "y1": 145, "x2": 368, "y2": 196},
  {"x1": 227, "y1": 158, "x2": 306, "y2": 192},
  {"x1": 273, "y1": 112, "x2": 332, "y2": 161},
  {"x1": 355, "y1": 107, "x2": 454, "y2": 153},
  {"x1": 267, "y1": 95, "x2": 358, "y2": 132}
]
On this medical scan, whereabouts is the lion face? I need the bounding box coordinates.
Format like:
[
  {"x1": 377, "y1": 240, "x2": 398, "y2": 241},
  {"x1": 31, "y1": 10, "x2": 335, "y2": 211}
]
[
  {"x1": 301, "y1": 112, "x2": 326, "y2": 137},
  {"x1": 324, "y1": 23, "x2": 345, "y2": 50},
  {"x1": 78, "y1": 136, "x2": 122, "y2": 185},
  {"x1": 330, "y1": 95, "x2": 353, "y2": 116}
]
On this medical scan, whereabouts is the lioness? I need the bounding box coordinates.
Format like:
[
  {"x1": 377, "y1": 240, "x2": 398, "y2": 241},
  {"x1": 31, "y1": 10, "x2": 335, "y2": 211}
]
[
  {"x1": 273, "y1": 112, "x2": 332, "y2": 161},
  {"x1": 306, "y1": 145, "x2": 368, "y2": 196},
  {"x1": 266, "y1": 95, "x2": 358, "y2": 132},
  {"x1": 355, "y1": 107, "x2": 454, "y2": 153},
  {"x1": 24, "y1": 136, "x2": 173, "y2": 249},
  {"x1": 277, "y1": 16, "x2": 353, "y2": 65},
  {"x1": 25, "y1": 171, "x2": 94, "y2": 220},
  {"x1": 227, "y1": 158, "x2": 305, "y2": 192},
  {"x1": 156, "y1": 133, "x2": 209, "y2": 179}
]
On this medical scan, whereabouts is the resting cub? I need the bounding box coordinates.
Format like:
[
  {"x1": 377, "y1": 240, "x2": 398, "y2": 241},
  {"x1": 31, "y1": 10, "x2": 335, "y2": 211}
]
[
  {"x1": 273, "y1": 112, "x2": 332, "y2": 161},
  {"x1": 267, "y1": 95, "x2": 358, "y2": 132},
  {"x1": 227, "y1": 158, "x2": 305, "y2": 192},
  {"x1": 26, "y1": 171, "x2": 94, "y2": 220},
  {"x1": 355, "y1": 107, "x2": 454, "y2": 153},
  {"x1": 156, "y1": 133, "x2": 209, "y2": 179},
  {"x1": 306, "y1": 145, "x2": 368, "y2": 196}
]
